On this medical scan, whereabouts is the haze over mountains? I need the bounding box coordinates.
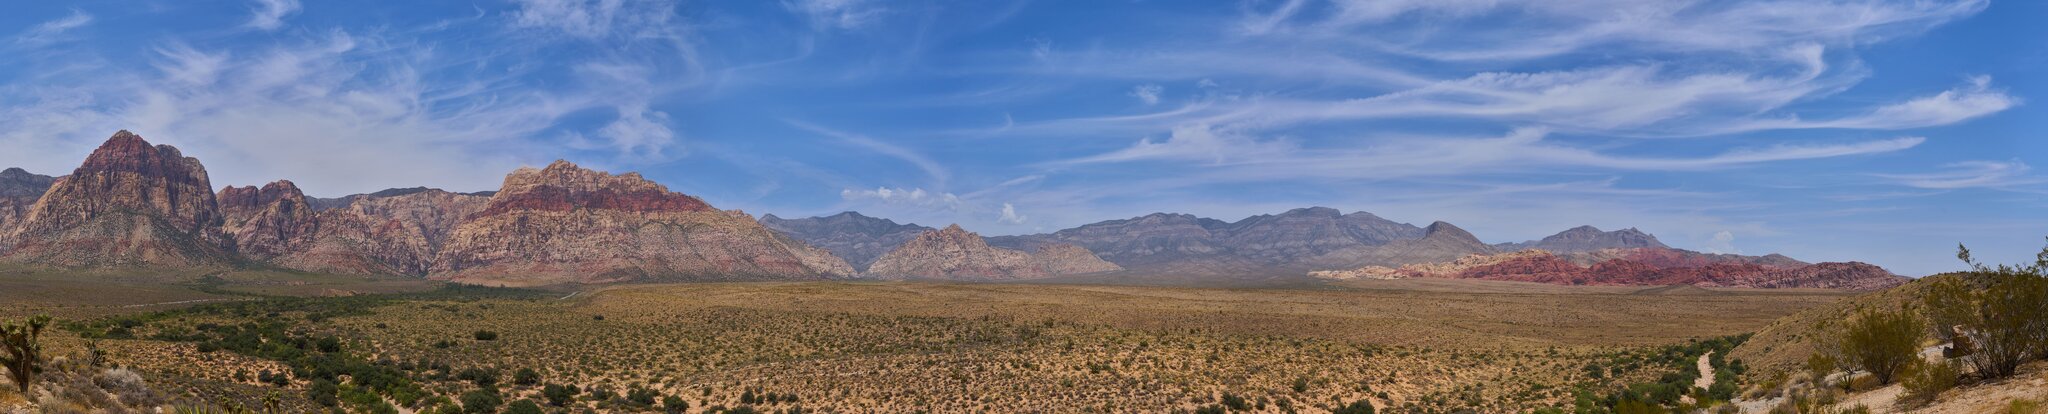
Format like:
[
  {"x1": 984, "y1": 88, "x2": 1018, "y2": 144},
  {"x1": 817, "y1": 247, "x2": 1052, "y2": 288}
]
[{"x1": 0, "y1": 131, "x2": 1905, "y2": 290}]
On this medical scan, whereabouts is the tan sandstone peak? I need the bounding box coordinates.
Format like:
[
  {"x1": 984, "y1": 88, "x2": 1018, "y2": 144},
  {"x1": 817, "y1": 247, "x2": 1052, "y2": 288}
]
[{"x1": 432, "y1": 160, "x2": 852, "y2": 286}]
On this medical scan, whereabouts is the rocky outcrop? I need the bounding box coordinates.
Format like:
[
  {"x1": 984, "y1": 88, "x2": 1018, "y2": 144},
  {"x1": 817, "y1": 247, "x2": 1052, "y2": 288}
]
[
  {"x1": 430, "y1": 160, "x2": 853, "y2": 285},
  {"x1": 869, "y1": 225, "x2": 1119, "y2": 281},
  {"x1": 218, "y1": 180, "x2": 317, "y2": 259},
  {"x1": 1495, "y1": 225, "x2": 1668, "y2": 253},
  {"x1": 760, "y1": 211, "x2": 934, "y2": 271},
  {"x1": 1028, "y1": 243, "x2": 1124, "y2": 275},
  {"x1": 2, "y1": 131, "x2": 235, "y2": 267},
  {"x1": 272, "y1": 188, "x2": 489, "y2": 275},
  {"x1": 0, "y1": 168, "x2": 57, "y2": 248},
  {"x1": 1747, "y1": 262, "x2": 1905, "y2": 290},
  {"x1": 1311, "y1": 248, "x2": 1905, "y2": 290},
  {"x1": 1313, "y1": 249, "x2": 1569, "y2": 281}
]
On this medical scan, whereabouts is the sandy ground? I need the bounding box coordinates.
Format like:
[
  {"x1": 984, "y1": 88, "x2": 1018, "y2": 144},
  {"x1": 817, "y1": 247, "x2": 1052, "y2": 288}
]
[
  {"x1": 1738, "y1": 344, "x2": 2048, "y2": 414},
  {"x1": 1697, "y1": 352, "x2": 1717, "y2": 391}
]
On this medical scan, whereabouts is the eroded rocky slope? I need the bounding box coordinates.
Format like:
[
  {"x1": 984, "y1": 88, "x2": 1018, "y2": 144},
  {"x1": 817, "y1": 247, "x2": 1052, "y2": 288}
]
[
  {"x1": 431, "y1": 160, "x2": 854, "y2": 285},
  {"x1": 2, "y1": 131, "x2": 236, "y2": 267}
]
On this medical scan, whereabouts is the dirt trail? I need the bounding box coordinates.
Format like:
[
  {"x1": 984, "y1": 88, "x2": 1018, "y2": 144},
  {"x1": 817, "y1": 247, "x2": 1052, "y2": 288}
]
[
  {"x1": 1695, "y1": 352, "x2": 1715, "y2": 391},
  {"x1": 119, "y1": 298, "x2": 249, "y2": 308}
]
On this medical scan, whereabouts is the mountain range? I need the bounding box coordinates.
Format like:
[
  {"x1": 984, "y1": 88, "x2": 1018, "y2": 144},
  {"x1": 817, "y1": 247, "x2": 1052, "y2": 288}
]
[{"x1": 0, "y1": 131, "x2": 1906, "y2": 290}]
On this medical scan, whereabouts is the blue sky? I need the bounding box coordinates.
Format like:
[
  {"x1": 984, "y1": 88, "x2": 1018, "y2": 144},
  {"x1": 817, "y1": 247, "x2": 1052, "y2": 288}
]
[{"x1": 1, "y1": 0, "x2": 2043, "y2": 276}]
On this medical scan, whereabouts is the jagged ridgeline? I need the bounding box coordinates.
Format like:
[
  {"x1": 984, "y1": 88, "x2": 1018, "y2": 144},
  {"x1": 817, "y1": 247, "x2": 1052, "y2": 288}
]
[{"x1": 1, "y1": 131, "x2": 1904, "y2": 290}]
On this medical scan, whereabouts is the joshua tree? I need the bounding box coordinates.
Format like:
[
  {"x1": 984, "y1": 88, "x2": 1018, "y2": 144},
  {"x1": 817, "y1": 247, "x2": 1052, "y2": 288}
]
[{"x1": 2, "y1": 314, "x2": 53, "y2": 394}]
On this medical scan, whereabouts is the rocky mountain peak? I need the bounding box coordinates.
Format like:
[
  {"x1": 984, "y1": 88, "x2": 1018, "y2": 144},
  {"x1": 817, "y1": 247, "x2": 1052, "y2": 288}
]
[
  {"x1": 1422, "y1": 221, "x2": 1477, "y2": 241},
  {"x1": 759, "y1": 211, "x2": 936, "y2": 271},
  {"x1": 1499, "y1": 224, "x2": 1670, "y2": 253},
  {"x1": 219, "y1": 180, "x2": 307, "y2": 214},
  {"x1": 2, "y1": 130, "x2": 233, "y2": 266},
  {"x1": 1282, "y1": 206, "x2": 1342, "y2": 217},
  {"x1": 219, "y1": 180, "x2": 317, "y2": 260},
  {"x1": 475, "y1": 160, "x2": 713, "y2": 219}
]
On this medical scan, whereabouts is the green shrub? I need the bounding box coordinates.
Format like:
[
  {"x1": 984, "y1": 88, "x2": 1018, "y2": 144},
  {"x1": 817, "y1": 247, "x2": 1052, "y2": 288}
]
[
  {"x1": 1898, "y1": 360, "x2": 1960, "y2": 406},
  {"x1": 504, "y1": 400, "x2": 543, "y2": 414},
  {"x1": 512, "y1": 368, "x2": 540, "y2": 386},
  {"x1": 1836, "y1": 308, "x2": 1924, "y2": 384},
  {"x1": 461, "y1": 389, "x2": 503, "y2": 414}
]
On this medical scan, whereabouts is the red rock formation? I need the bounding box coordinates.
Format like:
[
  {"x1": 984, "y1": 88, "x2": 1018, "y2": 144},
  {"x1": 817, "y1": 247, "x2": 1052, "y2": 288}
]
[
  {"x1": 2, "y1": 131, "x2": 235, "y2": 267},
  {"x1": 469, "y1": 162, "x2": 711, "y2": 219},
  {"x1": 214, "y1": 179, "x2": 497, "y2": 275},
  {"x1": 0, "y1": 168, "x2": 57, "y2": 250},
  {"x1": 1312, "y1": 248, "x2": 1905, "y2": 290},
  {"x1": 1458, "y1": 252, "x2": 1585, "y2": 284},
  {"x1": 869, "y1": 225, "x2": 1120, "y2": 281},
  {"x1": 219, "y1": 180, "x2": 318, "y2": 259},
  {"x1": 431, "y1": 160, "x2": 853, "y2": 285}
]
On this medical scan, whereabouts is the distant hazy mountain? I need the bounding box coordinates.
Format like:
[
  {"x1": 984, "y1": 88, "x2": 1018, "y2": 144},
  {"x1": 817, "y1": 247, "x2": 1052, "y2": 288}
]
[
  {"x1": 761, "y1": 211, "x2": 934, "y2": 271},
  {"x1": 986, "y1": 207, "x2": 1467, "y2": 275},
  {"x1": 867, "y1": 224, "x2": 1119, "y2": 281},
  {"x1": 1494, "y1": 225, "x2": 1668, "y2": 253}
]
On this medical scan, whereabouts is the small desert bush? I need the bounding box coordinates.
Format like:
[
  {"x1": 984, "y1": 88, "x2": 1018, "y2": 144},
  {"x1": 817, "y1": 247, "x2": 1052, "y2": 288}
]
[
  {"x1": 1835, "y1": 308, "x2": 1924, "y2": 385},
  {"x1": 1897, "y1": 360, "x2": 1959, "y2": 406}
]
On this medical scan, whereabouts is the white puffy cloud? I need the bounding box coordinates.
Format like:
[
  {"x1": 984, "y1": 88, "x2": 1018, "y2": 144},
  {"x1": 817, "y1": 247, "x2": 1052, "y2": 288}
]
[
  {"x1": 1705, "y1": 230, "x2": 1741, "y2": 254},
  {"x1": 997, "y1": 203, "x2": 1027, "y2": 224}
]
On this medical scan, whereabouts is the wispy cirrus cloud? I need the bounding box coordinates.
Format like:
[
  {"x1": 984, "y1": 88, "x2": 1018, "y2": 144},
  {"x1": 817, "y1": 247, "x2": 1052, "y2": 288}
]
[
  {"x1": 1877, "y1": 160, "x2": 2042, "y2": 190},
  {"x1": 1722, "y1": 76, "x2": 2019, "y2": 133},
  {"x1": 790, "y1": 121, "x2": 950, "y2": 185},
  {"x1": 1059, "y1": 126, "x2": 1924, "y2": 182},
  {"x1": 13, "y1": 9, "x2": 92, "y2": 47},
  {"x1": 783, "y1": 0, "x2": 888, "y2": 30},
  {"x1": 1243, "y1": 0, "x2": 1989, "y2": 61},
  {"x1": 510, "y1": 0, "x2": 682, "y2": 39},
  {"x1": 244, "y1": 0, "x2": 301, "y2": 31}
]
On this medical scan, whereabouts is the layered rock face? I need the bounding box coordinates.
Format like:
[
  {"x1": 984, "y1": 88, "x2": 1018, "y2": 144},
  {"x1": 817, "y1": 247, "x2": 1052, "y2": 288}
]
[
  {"x1": 869, "y1": 225, "x2": 1120, "y2": 281},
  {"x1": 2, "y1": 131, "x2": 235, "y2": 266},
  {"x1": 213, "y1": 180, "x2": 494, "y2": 274},
  {"x1": 432, "y1": 160, "x2": 853, "y2": 285},
  {"x1": 760, "y1": 211, "x2": 934, "y2": 271},
  {"x1": 0, "y1": 168, "x2": 57, "y2": 248},
  {"x1": 219, "y1": 180, "x2": 318, "y2": 259},
  {"x1": 1495, "y1": 225, "x2": 1669, "y2": 253}
]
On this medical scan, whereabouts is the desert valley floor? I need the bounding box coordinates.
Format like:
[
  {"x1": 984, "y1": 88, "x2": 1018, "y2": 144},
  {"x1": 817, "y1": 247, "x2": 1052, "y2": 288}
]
[{"x1": 0, "y1": 268, "x2": 1860, "y2": 413}]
